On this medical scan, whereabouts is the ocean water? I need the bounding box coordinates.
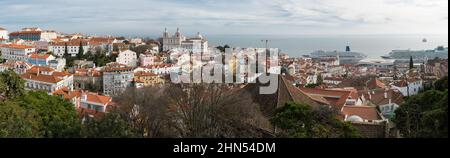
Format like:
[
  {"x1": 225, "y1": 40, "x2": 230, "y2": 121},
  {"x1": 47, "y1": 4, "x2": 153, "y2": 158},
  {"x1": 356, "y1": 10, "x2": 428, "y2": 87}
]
[{"x1": 206, "y1": 34, "x2": 449, "y2": 59}]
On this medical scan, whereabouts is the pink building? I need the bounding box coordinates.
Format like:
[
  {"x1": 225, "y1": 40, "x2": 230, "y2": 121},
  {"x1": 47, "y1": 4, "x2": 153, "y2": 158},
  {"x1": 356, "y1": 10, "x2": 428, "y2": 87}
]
[{"x1": 140, "y1": 53, "x2": 155, "y2": 67}]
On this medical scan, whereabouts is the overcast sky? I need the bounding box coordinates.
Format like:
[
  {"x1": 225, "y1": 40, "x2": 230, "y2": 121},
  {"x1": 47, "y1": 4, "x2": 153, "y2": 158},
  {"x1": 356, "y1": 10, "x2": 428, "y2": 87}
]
[{"x1": 0, "y1": 0, "x2": 448, "y2": 36}]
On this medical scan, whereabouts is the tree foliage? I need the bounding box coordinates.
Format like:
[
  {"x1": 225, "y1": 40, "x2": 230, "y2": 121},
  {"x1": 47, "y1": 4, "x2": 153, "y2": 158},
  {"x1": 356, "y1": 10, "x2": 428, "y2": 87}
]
[
  {"x1": 164, "y1": 84, "x2": 269, "y2": 138},
  {"x1": 113, "y1": 84, "x2": 271, "y2": 138},
  {"x1": 216, "y1": 45, "x2": 231, "y2": 52},
  {"x1": 77, "y1": 41, "x2": 84, "y2": 59},
  {"x1": 18, "y1": 91, "x2": 81, "y2": 138},
  {"x1": 0, "y1": 101, "x2": 40, "y2": 138},
  {"x1": 394, "y1": 89, "x2": 448, "y2": 138},
  {"x1": 0, "y1": 71, "x2": 25, "y2": 101},
  {"x1": 130, "y1": 44, "x2": 151, "y2": 57},
  {"x1": 81, "y1": 112, "x2": 139, "y2": 138},
  {"x1": 434, "y1": 76, "x2": 448, "y2": 91},
  {"x1": 0, "y1": 71, "x2": 82, "y2": 138},
  {"x1": 271, "y1": 102, "x2": 361, "y2": 138}
]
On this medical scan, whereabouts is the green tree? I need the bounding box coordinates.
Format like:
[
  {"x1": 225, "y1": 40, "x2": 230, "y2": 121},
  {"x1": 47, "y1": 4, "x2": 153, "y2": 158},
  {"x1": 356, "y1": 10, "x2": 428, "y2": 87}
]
[
  {"x1": 271, "y1": 102, "x2": 360, "y2": 138},
  {"x1": 64, "y1": 42, "x2": 69, "y2": 58},
  {"x1": 434, "y1": 76, "x2": 448, "y2": 91},
  {"x1": 81, "y1": 112, "x2": 139, "y2": 138},
  {"x1": 93, "y1": 53, "x2": 114, "y2": 67},
  {"x1": 83, "y1": 51, "x2": 95, "y2": 61},
  {"x1": 216, "y1": 44, "x2": 231, "y2": 52},
  {"x1": 410, "y1": 56, "x2": 414, "y2": 70},
  {"x1": 0, "y1": 70, "x2": 25, "y2": 101},
  {"x1": 0, "y1": 101, "x2": 40, "y2": 138},
  {"x1": 305, "y1": 84, "x2": 320, "y2": 88},
  {"x1": 18, "y1": 91, "x2": 81, "y2": 138},
  {"x1": 317, "y1": 75, "x2": 323, "y2": 85},
  {"x1": 394, "y1": 90, "x2": 448, "y2": 138},
  {"x1": 77, "y1": 41, "x2": 84, "y2": 59},
  {"x1": 130, "y1": 44, "x2": 151, "y2": 56}
]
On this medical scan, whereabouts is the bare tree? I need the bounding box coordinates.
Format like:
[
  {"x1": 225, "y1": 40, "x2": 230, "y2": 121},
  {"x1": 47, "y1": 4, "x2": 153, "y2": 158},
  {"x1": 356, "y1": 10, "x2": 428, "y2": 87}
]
[
  {"x1": 164, "y1": 83, "x2": 271, "y2": 138},
  {"x1": 114, "y1": 86, "x2": 171, "y2": 138},
  {"x1": 113, "y1": 83, "x2": 271, "y2": 138}
]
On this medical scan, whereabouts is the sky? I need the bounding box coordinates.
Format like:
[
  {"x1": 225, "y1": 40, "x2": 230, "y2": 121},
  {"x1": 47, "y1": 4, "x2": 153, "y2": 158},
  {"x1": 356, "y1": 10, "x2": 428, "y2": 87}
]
[{"x1": 0, "y1": 0, "x2": 448, "y2": 37}]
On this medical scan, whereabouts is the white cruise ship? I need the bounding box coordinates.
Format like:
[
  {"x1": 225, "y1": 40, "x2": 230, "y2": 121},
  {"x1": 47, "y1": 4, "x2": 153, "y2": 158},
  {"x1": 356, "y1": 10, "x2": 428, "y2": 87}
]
[
  {"x1": 381, "y1": 46, "x2": 448, "y2": 62},
  {"x1": 308, "y1": 46, "x2": 368, "y2": 65}
]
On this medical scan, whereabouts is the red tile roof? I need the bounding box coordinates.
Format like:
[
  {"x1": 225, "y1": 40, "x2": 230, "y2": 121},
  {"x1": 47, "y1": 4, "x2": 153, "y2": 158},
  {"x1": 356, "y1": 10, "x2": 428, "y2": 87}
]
[
  {"x1": 21, "y1": 73, "x2": 63, "y2": 83},
  {"x1": 85, "y1": 92, "x2": 112, "y2": 105},
  {"x1": 27, "y1": 66, "x2": 55, "y2": 73},
  {"x1": 0, "y1": 44, "x2": 34, "y2": 49},
  {"x1": 135, "y1": 71, "x2": 157, "y2": 77},
  {"x1": 54, "y1": 89, "x2": 112, "y2": 105},
  {"x1": 73, "y1": 68, "x2": 102, "y2": 77},
  {"x1": 9, "y1": 31, "x2": 41, "y2": 35},
  {"x1": 361, "y1": 89, "x2": 404, "y2": 106},
  {"x1": 299, "y1": 88, "x2": 358, "y2": 110},
  {"x1": 103, "y1": 62, "x2": 134, "y2": 72},
  {"x1": 53, "y1": 87, "x2": 74, "y2": 99},
  {"x1": 393, "y1": 80, "x2": 408, "y2": 87},
  {"x1": 367, "y1": 78, "x2": 386, "y2": 90},
  {"x1": 77, "y1": 108, "x2": 106, "y2": 118},
  {"x1": 21, "y1": 66, "x2": 71, "y2": 83},
  {"x1": 50, "y1": 39, "x2": 88, "y2": 46},
  {"x1": 342, "y1": 106, "x2": 382, "y2": 121},
  {"x1": 29, "y1": 53, "x2": 52, "y2": 59}
]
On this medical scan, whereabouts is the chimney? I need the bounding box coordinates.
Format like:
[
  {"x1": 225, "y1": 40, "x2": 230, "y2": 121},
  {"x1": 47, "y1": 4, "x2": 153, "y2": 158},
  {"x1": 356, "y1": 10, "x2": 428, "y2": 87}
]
[
  {"x1": 389, "y1": 99, "x2": 392, "y2": 104},
  {"x1": 384, "y1": 91, "x2": 388, "y2": 99}
]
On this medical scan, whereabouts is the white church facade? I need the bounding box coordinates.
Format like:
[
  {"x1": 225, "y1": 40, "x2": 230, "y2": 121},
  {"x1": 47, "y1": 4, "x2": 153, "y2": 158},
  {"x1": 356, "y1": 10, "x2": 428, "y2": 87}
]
[{"x1": 162, "y1": 28, "x2": 208, "y2": 54}]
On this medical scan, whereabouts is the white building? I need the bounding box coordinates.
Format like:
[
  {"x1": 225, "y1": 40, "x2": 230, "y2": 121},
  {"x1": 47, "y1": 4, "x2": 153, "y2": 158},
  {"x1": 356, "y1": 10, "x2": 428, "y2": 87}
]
[
  {"x1": 48, "y1": 58, "x2": 66, "y2": 72},
  {"x1": 116, "y1": 50, "x2": 138, "y2": 67},
  {"x1": 0, "y1": 60, "x2": 32, "y2": 74},
  {"x1": 87, "y1": 37, "x2": 114, "y2": 54},
  {"x1": 8, "y1": 28, "x2": 57, "y2": 41},
  {"x1": 162, "y1": 28, "x2": 208, "y2": 54},
  {"x1": 0, "y1": 27, "x2": 8, "y2": 40},
  {"x1": 306, "y1": 73, "x2": 318, "y2": 85},
  {"x1": 20, "y1": 66, "x2": 74, "y2": 94},
  {"x1": 391, "y1": 79, "x2": 423, "y2": 97},
  {"x1": 130, "y1": 38, "x2": 143, "y2": 45},
  {"x1": 40, "y1": 30, "x2": 58, "y2": 42},
  {"x1": 139, "y1": 53, "x2": 155, "y2": 67},
  {"x1": 54, "y1": 89, "x2": 112, "y2": 113},
  {"x1": 360, "y1": 89, "x2": 405, "y2": 119},
  {"x1": 323, "y1": 77, "x2": 344, "y2": 85},
  {"x1": 27, "y1": 53, "x2": 56, "y2": 66},
  {"x1": 75, "y1": 90, "x2": 112, "y2": 113},
  {"x1": 102, "y1": 62, "x2": 135, "y2": 96},
  {"x1": 48, "y1": 40, "x2": 89, "y2": 57},
  {"x1": 357, "y1": 59, "x2": 395, "y2": 69},
  {"x1": 0, "y1": 44, "x2": 36, "y2": 61}
]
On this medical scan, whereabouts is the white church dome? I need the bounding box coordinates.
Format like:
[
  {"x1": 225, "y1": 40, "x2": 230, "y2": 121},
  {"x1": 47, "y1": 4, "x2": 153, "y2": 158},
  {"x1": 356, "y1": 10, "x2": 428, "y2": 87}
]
[{"x1": 347, "y1": 115, "x2": 364, "y2": 122}]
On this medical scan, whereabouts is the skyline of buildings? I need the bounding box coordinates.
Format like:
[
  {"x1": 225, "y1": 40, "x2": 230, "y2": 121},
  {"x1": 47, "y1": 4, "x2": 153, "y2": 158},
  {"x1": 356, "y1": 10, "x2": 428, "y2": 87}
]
[{"x1": 0, "y1": 23, "x2": 448, "y2": 138}]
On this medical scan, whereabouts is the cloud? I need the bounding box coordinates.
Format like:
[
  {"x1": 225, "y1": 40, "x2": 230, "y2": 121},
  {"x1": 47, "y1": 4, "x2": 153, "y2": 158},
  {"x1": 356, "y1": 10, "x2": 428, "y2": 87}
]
[{"x1": 0, "y1": 0, "x2": 447, "y2": 36}]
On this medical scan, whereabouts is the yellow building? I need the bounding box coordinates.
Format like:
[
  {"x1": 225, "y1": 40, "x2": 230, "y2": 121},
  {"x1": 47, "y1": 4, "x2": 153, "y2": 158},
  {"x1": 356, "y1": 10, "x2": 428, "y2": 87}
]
[{"x1": 134, "y1": 71, "x2": 165, "y2": 88}]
